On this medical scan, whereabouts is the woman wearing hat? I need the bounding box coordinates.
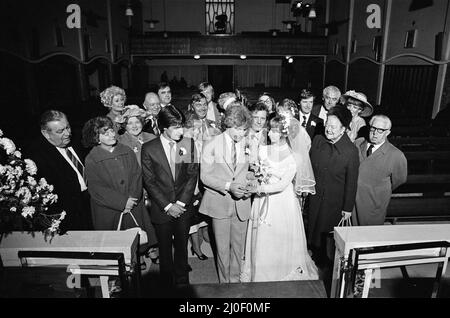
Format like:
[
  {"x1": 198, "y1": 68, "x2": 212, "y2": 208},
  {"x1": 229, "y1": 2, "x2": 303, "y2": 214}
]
[
  {"x1": 117, "y1": 105, "x2": 156, "y2": 166},
  {"x1": 341, "y1": 91, "x2": 374, "y2": 142},
  {"x1": 307, "y1": 105, "x2": 360, "y2": 266},
  {"x1": 116, "y1": 105, "x2": 160, "y2": 264}
]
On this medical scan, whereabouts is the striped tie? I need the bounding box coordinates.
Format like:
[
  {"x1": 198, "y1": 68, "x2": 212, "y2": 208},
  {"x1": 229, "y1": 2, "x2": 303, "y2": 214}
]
[
  {"x1": 231, "y1": 141, "x2": 237, "y2": 171},
  {"x1": 65, "y1": 148, "x2": 85, "y2": 182}
]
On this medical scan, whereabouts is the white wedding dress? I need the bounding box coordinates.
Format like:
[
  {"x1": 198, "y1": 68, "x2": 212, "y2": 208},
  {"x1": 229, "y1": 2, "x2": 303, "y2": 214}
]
[{"x1": 240, "y1": 143, "x2": 319, "y2": 282}]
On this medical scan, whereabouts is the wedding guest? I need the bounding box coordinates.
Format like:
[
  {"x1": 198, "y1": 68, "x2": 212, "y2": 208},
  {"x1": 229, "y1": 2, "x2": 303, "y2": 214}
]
[
  {"x1": 258, "y1": 92, "x2": 276, "y2": 114},
  {"x1": 199, "y1": 104, "x2": 253, "y2": 283},
  {"x1": 353, "y1": 115, "x2": 408, "y2": 225},
  {"x1": 298, "y1": 89, "x2": 324, "y2": 140},
  {"x1": 26, "y1": 110, "x2": 92, "y2": 231},
  {"x1": 312, "y1": 85, "x2": 341, "y2": 122},
  {"x1": 82, "y1": 116, "x2": 156, "y2": 243},
  {"x1": 117, "y1": 105, "x2": 156, "y2": 166},
  {"x1": 247, "y1": 102, "x2": 269, "y2": 163},
  {"x1": 157, "y1": 82, "x2": 184, "y2": 120},
  {"x1": 100, "y1": 86, "x2": 127, "y2": 134},
  {"x1": 142, "y1": 107, "x2": 199, "y2": 286},
  {"x1": 116, "y1": 105, "x2": 160, "y2": 264},
  {"x1": 308, "y1": 105, "x2": 359, "y2": 264},
  {"x1": 341, "y1": 90, "x2": 373, "y2": 142},
  {"x1": 198, "y1": 82, "x2": 222, "y2": 123},
  {"x1": 142, "y1": 92, "x2": 162, "y2": 136},
  {"x1": 184, "y1": 93, "x2": 222, "y2": 261}
]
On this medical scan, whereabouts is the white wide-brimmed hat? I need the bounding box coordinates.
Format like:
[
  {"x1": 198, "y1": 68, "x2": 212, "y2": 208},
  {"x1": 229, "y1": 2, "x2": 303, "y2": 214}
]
[{"x1": 341, "y1": 90, "x2": 373, "y2": 117}]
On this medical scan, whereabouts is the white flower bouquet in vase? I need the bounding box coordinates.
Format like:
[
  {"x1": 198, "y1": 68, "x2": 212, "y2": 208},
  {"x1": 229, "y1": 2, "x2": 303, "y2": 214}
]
[{"x1": 0, "y1": 129, "x2": 65, "y2": 238}]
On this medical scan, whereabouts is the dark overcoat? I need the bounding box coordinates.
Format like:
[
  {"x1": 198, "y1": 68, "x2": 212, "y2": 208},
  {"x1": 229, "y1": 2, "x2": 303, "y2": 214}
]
[
  {"x1": 25, "y1": 135, "x2": 91, "y2": 231},
  {"x1": 307, "y1": 134, "x2": 360, "y2": 249},
  {"x1": 85, "y1": 143, "x2": 157, "y2": 245}
]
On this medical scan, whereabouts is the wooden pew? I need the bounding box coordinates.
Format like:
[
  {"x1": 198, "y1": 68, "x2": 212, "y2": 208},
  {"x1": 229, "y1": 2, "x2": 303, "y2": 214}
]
[{"x1": 386, "y1": 174, "x2": 450, "y2": 224}]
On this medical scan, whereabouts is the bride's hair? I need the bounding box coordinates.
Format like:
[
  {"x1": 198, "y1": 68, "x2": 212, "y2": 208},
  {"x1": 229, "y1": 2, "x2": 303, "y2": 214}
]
[{"x1": 268, "y1": 116, "x2": 291, "y2": 146}]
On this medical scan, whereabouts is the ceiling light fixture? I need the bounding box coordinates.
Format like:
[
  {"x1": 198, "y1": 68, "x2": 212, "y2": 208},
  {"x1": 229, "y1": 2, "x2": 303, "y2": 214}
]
[
  {"x1": 308, "y1": 6, "x2": 317, "y2": 18},
  {"x1": 125, "y1": 7, "x2": 134, "y2": 17},
  {"x1": 240, "y1": 55, "x2": 247, "y2": 60},
  {"x1": 194, "y1": 55, "x2": 200, "y2": 60}
]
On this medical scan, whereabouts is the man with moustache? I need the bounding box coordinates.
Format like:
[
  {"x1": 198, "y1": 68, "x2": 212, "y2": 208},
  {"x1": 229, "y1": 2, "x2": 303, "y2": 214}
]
[
  {"x1": 141, "y1": 106, "x2": 199, "y2": 287},
  {"x1": 26, "y1": 110, "x2": 92, "y2": 231}
]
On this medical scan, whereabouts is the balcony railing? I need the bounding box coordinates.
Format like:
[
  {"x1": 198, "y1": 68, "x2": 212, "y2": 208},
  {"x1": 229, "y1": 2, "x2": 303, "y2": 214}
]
[{"x1": 131, "y1": 32, "x2": 328, "y2": 57}]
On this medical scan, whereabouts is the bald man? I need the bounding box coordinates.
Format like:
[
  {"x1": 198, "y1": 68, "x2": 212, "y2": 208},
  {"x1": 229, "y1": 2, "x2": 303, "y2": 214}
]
[
  {"x1": 352, "y1": 115, "x2": 408, "y2": 225},
  {"x1": 143, "y1": 92, "x2": 162, "y2": 136}
]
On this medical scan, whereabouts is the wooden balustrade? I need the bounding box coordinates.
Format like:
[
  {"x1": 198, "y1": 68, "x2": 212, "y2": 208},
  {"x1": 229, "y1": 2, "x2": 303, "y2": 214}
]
[{"x1": 131, "y1": 33, "x2": 328, "y2": 56}]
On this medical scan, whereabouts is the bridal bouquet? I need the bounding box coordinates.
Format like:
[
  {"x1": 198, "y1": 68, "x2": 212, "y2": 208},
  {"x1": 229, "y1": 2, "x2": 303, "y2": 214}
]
[
  {"x1": 0, "y1": 130, "x2": 65, "y2": 236},
  {"x1": 249, "y1": 159, "x2": 272, "y2": 186}
]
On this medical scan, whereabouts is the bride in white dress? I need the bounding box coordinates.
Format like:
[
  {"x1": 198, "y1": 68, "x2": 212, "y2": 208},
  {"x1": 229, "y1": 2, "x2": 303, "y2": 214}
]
[{"x1": 241, "y1": 113, "x2": 319, "y2": 282}]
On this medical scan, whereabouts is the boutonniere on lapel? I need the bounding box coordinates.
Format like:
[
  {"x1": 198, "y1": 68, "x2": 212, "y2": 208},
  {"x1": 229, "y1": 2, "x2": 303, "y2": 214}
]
[
  {"x1": 244, "y1": 143, "x2": 251, "y2": 156},
  {"x1": 179, "y1": 147, "x2": 187, "y2": 156},
  {"x1": 311, "y1": 120, "x2": 316, "y2": 127},
  {"x1": 133, "y1": 146, "x2": 139, "y2": 153}
]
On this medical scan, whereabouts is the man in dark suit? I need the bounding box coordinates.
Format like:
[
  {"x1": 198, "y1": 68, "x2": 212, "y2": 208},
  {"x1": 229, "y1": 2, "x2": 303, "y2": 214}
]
[
  {"x1": 311, "y1": 85, "x2": 342, "y2": 122},
  {"x1": 298, "y1": 89, "x2": 324, "y2": 140},
  {"x1": 157, "y1": 82, "x2": 184, "y2": 119},
  {"x1": 141, "y1": 106, "x2": 199, "y2": 286},
  {"x1": 25, "y1": 110, "x2": 92, "y2": 231},
  {"x1": 142, "y1": 92, "x2": 162, "y2": 136}
]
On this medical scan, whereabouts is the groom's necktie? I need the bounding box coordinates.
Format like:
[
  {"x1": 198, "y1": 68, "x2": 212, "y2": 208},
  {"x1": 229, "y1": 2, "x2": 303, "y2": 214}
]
[
  {"x1": 65, "y1": 148, "x2": 86, "y2": 183},
  {"x1": 169, "y1": 141, "x2": 176, "y2": 180},
  {"x1": 231, "y1": 141, "x2": 238, "y2": 171}
]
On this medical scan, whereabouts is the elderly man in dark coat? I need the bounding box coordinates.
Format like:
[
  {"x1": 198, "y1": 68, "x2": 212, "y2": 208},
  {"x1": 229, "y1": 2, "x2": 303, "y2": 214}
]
[
  {"x1": 352, "y1": 115, "x2": 408, "y2": 225},
  {"x1": 308, "y1": 105, "x2": 360, "y2": 264}
]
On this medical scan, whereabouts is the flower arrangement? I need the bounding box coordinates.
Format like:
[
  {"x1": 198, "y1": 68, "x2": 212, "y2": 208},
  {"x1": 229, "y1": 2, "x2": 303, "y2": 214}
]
[{"x1": 0, "y1": 130, "x2": 66, "y2": 236}]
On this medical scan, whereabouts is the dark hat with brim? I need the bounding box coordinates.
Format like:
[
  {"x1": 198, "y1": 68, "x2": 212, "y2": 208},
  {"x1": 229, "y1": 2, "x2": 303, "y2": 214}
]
[
  {"x1": 341, "y1": 90, "x2": 373, "y2": 117},
  {"x1": 327, "y1": 105, "x2": 352, "y2": 129}
]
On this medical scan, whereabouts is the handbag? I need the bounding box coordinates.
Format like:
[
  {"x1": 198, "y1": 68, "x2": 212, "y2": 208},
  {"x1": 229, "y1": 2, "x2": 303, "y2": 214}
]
[
  {"x1": 326, "y1": 215, "x2": 352, "y2": 261},
  {"x1": 117, "y1": 210, "x2": 148, "y2": 245}
]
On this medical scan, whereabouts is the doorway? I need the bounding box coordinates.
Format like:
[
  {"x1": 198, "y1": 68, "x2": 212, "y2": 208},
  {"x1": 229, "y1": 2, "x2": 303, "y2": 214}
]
[{"x1": 208, "y1": 65, "x2": 233, "y2": 95}]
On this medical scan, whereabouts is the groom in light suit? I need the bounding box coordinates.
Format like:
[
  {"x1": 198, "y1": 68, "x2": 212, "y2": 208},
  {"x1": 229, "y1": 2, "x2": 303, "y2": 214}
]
[{"x1": 199, "y1": 103, "x2": 253, "y2": 283}]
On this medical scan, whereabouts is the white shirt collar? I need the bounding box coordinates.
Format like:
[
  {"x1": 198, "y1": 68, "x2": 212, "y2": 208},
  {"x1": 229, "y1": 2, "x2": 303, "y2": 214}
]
[
  {"x1": 367, "y1": 141, "x2": 385, "y2": 153},
  {"x1": 299, "y1": 111, "x2": 311, "y2": 122}
]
